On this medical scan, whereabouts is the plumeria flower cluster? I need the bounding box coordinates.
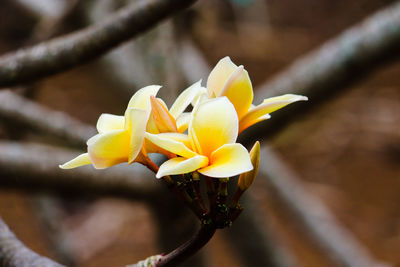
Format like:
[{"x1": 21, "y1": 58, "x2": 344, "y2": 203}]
[{"x1": 60, "y1": 56, "x2": 307, "y2": 227}]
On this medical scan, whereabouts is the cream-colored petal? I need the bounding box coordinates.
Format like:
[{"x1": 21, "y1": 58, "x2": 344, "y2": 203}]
[
  {"x1": 176, "y1": 112, "x2": 191, "y2": 133},
  {"x1": 156, "y1": 155, "x2": 209, "y2": 178},
  {"x1": 169, "y1": 80, "x2": 203, "y2": 119},
  {"x1": 189, "y1": 97, "x2": 238, "y2": 157},
  {"x1": 239, "y1": 94, "x2": 307, "y2": 132},
  {"x1": 59, "y1": 153, "x2": 91, "y2": 169},
  {"x1": 219, "y1": 66, "x2": 253, "y2": 119},
  {"x1": 96, "y1": 114, "x2": 124, "y2": 134},
  {"x1": 206, "y1": 57, "x2": 238, "y2": 97},
  {"x1": 124, "y1": 108, "x2": 150, "y2": 163},
  {"x1": 261, "y1": 94, "x2": 308, "y2": 113},
  {"x1": 191, "y1": 88, "x2": 208, "y2": 106},
  {"x1": 87, "y1": 129, "x2": 130, "y2": 169},
  {"x1": 199, "y1": 143, "x2": 252, "y2": 178},
  {"x1": 145, "y1": 132, "x2": 197, "y2": 158},
  {"x1": 125, "y1": 85, "x2": 161, "y2": 112}
]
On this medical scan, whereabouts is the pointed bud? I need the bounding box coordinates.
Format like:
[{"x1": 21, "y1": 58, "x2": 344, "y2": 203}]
[
  {"x1": 150, "y1": 96, "x2": 178, "y2": 133},
  {"x1": 238, "y1": 141, "x2": 260, "y2": 191}
]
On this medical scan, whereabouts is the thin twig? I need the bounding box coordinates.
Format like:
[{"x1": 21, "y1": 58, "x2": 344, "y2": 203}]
[
  {"x1": 0, "y1": 0, "x2": 197, "y2": 87},
  {"x1": 0, "y1": 217, "x2": 64, "y2": 267},
  {"x1": 241, "y1": 1, "x2": 400, "y2": 144},
  {"x1": 259, "y1": 146, "x2": 390, "y2": 267}
]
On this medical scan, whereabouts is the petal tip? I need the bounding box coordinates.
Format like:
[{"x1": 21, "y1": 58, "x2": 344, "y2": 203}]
[{"x1": 59, "y1": 164, "x2": 67, "y2": 169}]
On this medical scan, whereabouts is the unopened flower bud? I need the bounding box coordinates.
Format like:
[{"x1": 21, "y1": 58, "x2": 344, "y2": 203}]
[{"x1": 238, "y1": 141, "x2": 260, "y2": 191}]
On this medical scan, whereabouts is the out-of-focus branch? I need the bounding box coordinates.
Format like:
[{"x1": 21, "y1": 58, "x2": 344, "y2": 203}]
[
  {"x1": 241, "y1": 1, "x2": 400, "y2": 144},
  {"x1": 177, "y1": 39, "x2": 211, "y2": 84},
  {"x1": 0, "y1": 217, "x2": 64, "y2": 267},
  {"x1": 0, "y1": 141, "x2": 159, "y2": 201},
  {"x1": 0, "y1": 0, "x2": 197, "y2": 87},
  {"x1": 0, "y1": 90, "x2": 95, "y2": 148},
  {"x1": 259, "y1": 146, "x2": 389, "y2": 267},
  {"x1": 226, "y1": 194, "x2": 294, "y2": 267}
]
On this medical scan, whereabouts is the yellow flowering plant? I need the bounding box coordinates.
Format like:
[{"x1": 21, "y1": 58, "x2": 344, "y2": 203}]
[{"x1": 60, "y1": 57, "x2": 307, "y2": 266}]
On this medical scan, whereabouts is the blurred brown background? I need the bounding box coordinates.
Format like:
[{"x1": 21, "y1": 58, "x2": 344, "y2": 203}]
[{"x1": 0, "y1": 0, "x2": 400, "y2": 266}]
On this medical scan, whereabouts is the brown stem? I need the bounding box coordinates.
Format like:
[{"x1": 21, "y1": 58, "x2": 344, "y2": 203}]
[
  {"x1": 193, "y1": 179, "x2": 208, "y2": 213},
  {"x1": 156, "y1": 225, "x2": 216, "y2": 267}
]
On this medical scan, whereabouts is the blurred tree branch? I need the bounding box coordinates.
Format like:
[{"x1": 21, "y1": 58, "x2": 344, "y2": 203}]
[
  {"x1": 0, "y1": 141, "x2": 158, "y2": 201},
  {"x1": 259, "y1": 146, "x2": 389, "y2": 267},
  {"x1": 241, "y1": 1, "x2": 400, "y2": 145},
  {"x1": 0, "y1": 217, "x2": 64, "y2": 267},
  {"x1": 226, "y1": 194, "x2": 294, "y2": 267},
  {"x1": 0, "y1": 0, "x2": 197, "y2": 87},
  {"x1": 0, "y1": 90, "x2": 95, "y2": 148}
]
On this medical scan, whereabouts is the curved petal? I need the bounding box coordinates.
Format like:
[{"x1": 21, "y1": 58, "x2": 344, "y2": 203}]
[
  {"x1": 87, "y1": 130, "x2": 130, "y2": 169},
  {"x1": 96, "y1": 114, "x2": 124, "y2": 133},
  {"x1": 176, "y1": 112, "x2": 191, "y2": 133},
  {"x1": 145, "y1": 132, "x2": 197, "y2": 158},
  {"x1": 156, "y1": 97, "x2": 168, "y2": 109},
  {"x1": 150, "y1": 96, "x2": 177, "y2": 133},
  {"x1": 239, "y1": 114, "x2": 271, "y2": 133},
  {"x1": 207, "y1": 57, "x2": 238, "y2": 97},
  {"x1": 125, "y1": 85, "x2": 161, "y2": 112},
  {"x1": 219, "y1": 66, "x2": 253, "y2": 119},
  {"x1": 169, "y1": 80, "x2": 203, "y2": 119},
  {"x1": 125, "y1": 108, "x2": 150, "y2": 163},
  {"x1": 146, "y1": 115, "x2": 160, "y2": 134},
  {"x1": 189, "y1": 97, "x2": 238, "y2": 157},
  {"x1": 156, "y1": 155, "x2": 209, "y2": 178},
  {"x1": 191, "y1": 88, "x2": 208, "y2": 106},
  {"x1": 59, "y1": 153, "x2": 91, "y2": 169},
  {"x1": 239, "y1": 94, "x2": 307, "y2": 132},
  {"x1": 199, "y1": 143, "x2": 253, "y2": 178}
]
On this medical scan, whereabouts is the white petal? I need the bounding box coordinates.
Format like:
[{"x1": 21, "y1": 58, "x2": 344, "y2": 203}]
[
  {"x1": 169, "y1": 80, "x2": 203, "y2": 119},
  {"x1": 176, "y1": 112, "x2": 191, "y2": 133},
  {"x1": 125, "y1": 85, "x2": 161, "y2": 112},
  {"x1": 59, "y1": 153, "x2": 91, "y2": 169},
  {"x1": 156, "y1": 156, "x2": 209, "y2": 178},
  {"x1": 206, "y1": 57, "x2": 238, "y2": 97},
  {"x1": 145, "y1": 132, "x2": 197, "y2": 158},
  {"x1": 87, "y1": 130, "x2": 130, "y2": 169},
  {"x1": 96, "y1": 114, "x2": 124, "y2": 133},
  {"x1": 189, "y1": 97, "x2": 239, "y2": 157},
  {"x1": 125, "y1": 108, "x2": 150, "y2": 163},
  {"x1": 239, "y1": 94, "x2": 307, "y2": 132},
  {"x1": 219, "y1": 66, "x2": 253, "y2": 119},
  {"x1": 199, "y1": 143, "x2": 253, "y2": 178}
]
